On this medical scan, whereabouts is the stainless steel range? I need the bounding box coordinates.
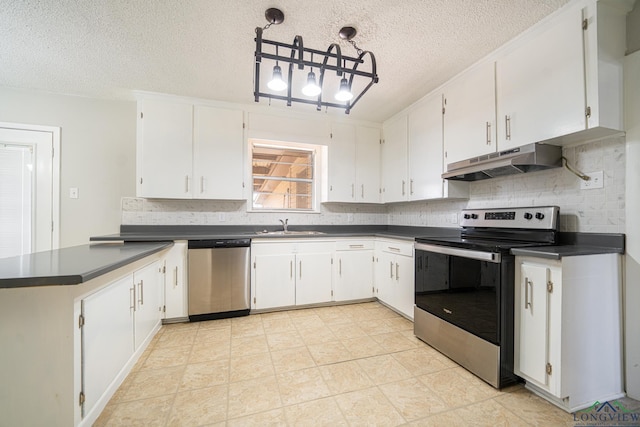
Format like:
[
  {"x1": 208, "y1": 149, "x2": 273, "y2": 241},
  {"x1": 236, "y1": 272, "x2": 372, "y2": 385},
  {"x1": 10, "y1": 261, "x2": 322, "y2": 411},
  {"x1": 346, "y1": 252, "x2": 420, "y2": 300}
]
[{"x1": 414, "y1": 206, "x2": 559, "y2": 388}]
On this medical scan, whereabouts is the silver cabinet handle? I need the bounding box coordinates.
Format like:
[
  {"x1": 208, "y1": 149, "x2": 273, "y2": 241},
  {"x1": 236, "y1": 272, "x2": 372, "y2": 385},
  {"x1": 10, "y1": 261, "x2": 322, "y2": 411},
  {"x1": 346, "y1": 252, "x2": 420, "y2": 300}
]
[
  {"x1": 339, "y1": 259, "x2": 342, "y2": 276},
  {"x1": 290, "y1": 260, "x2": 293, "y2": 279},
  {"x1": 401, "y1": 180, "x2": 406, "y2": 196},
  {"x1": 505, "y1": 115, "x2": 511, "y2": 141},
  {"x1": 390, "y1": 261, "x2": 394, "y2": 279},
  {"x1": 200, "y1": 176, "x2": 206, "y2": 193},
  {"x1": 361, "y1": 184, "x2": 364, "y2": 199},
  {"x1": 388, "y1": 246, "x2": 400, "y2": 252},
  {"x1": 396, "y1": 263, "x2": 400, "y2": 281},
  {"x1": 185, "y1": 175, "x2": 190, "y2": 193},
  {"x1": 299, "y1": 260, "x2": 302, "y2": 279},
  {"x1": 130, "y1": 286, "x2": 136, "y2": 312},
  {"x1": 351, "y1": 183, "x2": 355, "y2": 198},
  {"x1": 349, "y1": 244, "x2": 364, "y2": 249},
  {"x1": 174, "y1": 266, "x2": 179, "y2": 287},
  {"x1": 486, "y1": 122, "x2": 492, "y2": 145},
  {"x1": 410, "y1": 179, "x2": 414, "y2": 195},
  {"x1": 524, "y1": 277, "x2": 531, "y2": 309},
  {"x1": 138, "y1": 280, "x2": 144, "y2": 305}
]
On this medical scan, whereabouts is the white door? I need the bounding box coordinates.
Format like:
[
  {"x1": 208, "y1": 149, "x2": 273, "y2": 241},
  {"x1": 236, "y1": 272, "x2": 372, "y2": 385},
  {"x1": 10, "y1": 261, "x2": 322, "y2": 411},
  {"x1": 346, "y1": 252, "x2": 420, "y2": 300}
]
[
  {"x1": 518, "y1": 262, "x2": 550, "y2": 386},
  {"x1": 443, "y1": 61, "x2": 496, "y2": 165},
  {"x1": 328, "y1": 122, "x2": 356, "y2": 202},
  {"x1": 254, "y1": 253, "x2": 296, "y2": 309},
  {"x1": 408, "y1": 94, "x2": 444, "y2": 200},
  {"x1": 133, "y1": 261, "x2": 162, "y2": 349},
  {"x1": 0, "y1": 125, "x2": 58, "y2": 258},
  {"x1": 381, "y1": 115, "x2": 408, "y2": 202},
  {"x1": 496, "y1": 7, "x2": 585, "y2": 150},
  {"x1": 82, "y1": 274, "x2": 135, "y2": 417},
  {"x1": 137, "y1": 99, "x2": 193, "y2": 198},
  {"x1": 296, "y1": 252, "x2": 333, "y2": 305},
  {"x1": 355, "y1": 126, "x2": 380, "y2": 203},
  {"x1": 193, "y1": 105, "x2": 244, "y2": 200}
]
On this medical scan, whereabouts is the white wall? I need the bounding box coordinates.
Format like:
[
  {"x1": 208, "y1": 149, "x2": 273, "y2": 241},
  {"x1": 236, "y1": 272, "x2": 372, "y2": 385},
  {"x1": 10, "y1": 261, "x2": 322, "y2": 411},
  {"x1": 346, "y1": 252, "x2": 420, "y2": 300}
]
[
  {"x1": 0, "y1": 87, "x2": 136, "y2": 247},
  {"x1": 388, "y1": 136, "x2": 626, "y2": 233},
  {"x1": 624, "y1": 49, "x2": 640, "y2": 400}
]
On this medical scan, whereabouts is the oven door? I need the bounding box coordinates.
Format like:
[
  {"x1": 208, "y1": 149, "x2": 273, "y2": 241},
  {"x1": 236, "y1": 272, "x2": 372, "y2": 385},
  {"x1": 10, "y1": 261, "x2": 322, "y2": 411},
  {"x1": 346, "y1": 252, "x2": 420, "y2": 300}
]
[{"x1": 414, "y1": 243, "x2": 503, "y2": 345}]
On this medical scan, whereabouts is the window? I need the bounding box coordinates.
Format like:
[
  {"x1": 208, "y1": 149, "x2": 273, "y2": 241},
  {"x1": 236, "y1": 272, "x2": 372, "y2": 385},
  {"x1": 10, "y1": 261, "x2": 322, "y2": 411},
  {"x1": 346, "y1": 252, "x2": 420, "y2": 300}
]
[{"x1": 251, "y1": 143, "x2": 315, "y2": 211}]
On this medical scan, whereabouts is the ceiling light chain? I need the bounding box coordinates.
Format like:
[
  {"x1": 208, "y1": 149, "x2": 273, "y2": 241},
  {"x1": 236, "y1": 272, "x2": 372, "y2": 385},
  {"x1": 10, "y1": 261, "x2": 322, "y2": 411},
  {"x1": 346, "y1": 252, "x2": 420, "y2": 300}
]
[{"x1": 253, "y1": 8, "x2": 378, "y2": 114}]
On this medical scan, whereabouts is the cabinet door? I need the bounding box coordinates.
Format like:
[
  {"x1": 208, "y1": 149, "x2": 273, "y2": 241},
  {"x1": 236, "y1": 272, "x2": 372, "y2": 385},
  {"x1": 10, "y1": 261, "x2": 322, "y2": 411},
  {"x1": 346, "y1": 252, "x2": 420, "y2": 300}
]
[
  {"x1": 334, "y1": 250, "x2": 374, "y2": 301},
  {"x1": 193, "y1": 106, "x2": 245, "y2": 200},
  {"x1": 517, "y1": 262, "x2": 551, "y2": 386},
  {"x1": 408, "y1": 94, "x2": 444, "y2": 200},
  {"x1": 496, "y1": 7, "x2": 585, "y2": 150},
  {"x1": 394, "y1": 254, "x2": 415, "y2": 319},
  {"x1": 82, "y1": 274, "x2": 135, "y2": 416},
  {"x1": 375, "y1": 250, "x2": 395, "y2": 307},
  {"x1": 138, "y1": 99, "x2": 193, "y2": 198},
  {"x1": 164, "y1": 242, "x2": 188, "y2": 319},
  {"x1": 381, "y1": 115, "x2": 408, "y2": 202},
  {"x1": 328, "y1": 122, "x2": 356, "y2": 202},
  {"x1": 443, "y1": 61, "x2": 496, "y2": 165},
  {"x1": 355, "y1": 126, "x2": 380, "y2": 203},
  {"x1": 133, "y1": 261, "x2": 162, "y2": 349},
  {"x1": 296, "y1": 252, "x2": 333, "y2": 305},
  {"x1": 253, "y1": 253, "x2": 296, "y2": 309}
]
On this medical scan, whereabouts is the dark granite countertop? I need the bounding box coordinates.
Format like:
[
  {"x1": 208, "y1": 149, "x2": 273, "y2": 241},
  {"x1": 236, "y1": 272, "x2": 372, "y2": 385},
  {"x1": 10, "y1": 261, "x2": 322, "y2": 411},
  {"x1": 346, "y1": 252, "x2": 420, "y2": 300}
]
[
  {"x1": 0, "y1": 242, "x2": 172, "y2": 288},
  {"x1": 510, "y1": 232, "x2": 625, "y2": 260},
  {"x1": 90, "y1": 225, "x2": 461, "y2": 242}
]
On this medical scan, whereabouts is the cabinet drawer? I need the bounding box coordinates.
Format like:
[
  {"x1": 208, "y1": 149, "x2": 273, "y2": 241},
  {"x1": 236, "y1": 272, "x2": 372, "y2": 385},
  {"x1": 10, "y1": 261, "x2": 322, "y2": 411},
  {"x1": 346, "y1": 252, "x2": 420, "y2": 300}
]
[
  {"x1": 335, "y1": 239, "x2": 374, "y2": 251},
  {"x1": 377, "y1": 240, "x2": 414, "y2": 257}
]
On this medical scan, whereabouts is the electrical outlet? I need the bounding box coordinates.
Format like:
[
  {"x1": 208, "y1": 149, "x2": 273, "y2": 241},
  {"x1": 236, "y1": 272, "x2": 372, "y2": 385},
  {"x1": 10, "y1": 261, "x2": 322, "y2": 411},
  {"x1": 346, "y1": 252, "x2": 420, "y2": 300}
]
[
  {"x1": 580, "y1": 171, "x2": 604, "y2": 190},
  {"x1": 218, "y1": 212, "x2": 226, "y2": 222},
  {"x1": 69, "y1": 187, "x2": 79, "y2": 199},
  {"x1": 347, "y1": 213, "x2": 354, "y2": 223}
]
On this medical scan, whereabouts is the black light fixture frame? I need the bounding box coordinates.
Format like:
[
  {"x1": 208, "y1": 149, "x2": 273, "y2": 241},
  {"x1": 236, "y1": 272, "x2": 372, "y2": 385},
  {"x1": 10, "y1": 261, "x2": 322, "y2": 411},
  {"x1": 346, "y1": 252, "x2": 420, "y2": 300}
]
[{"x1": 254, "y1": 27, "x2": 379, "y2": 114}]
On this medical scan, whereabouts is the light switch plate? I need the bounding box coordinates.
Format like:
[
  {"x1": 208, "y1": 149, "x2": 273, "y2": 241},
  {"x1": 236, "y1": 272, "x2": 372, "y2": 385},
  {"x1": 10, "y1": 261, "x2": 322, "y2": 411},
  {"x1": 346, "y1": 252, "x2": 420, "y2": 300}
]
[
  {"x1": 69, "y1": 187, "x2": 79, "y2": 199},
  {"x1": 580, "y1": 171, "x2": 604, "y2": 190}
]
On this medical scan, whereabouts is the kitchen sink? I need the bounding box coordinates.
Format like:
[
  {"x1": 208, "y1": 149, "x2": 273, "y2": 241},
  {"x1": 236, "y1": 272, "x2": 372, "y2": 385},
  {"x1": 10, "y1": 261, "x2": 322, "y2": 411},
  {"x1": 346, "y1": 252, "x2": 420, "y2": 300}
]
[{"x1": 256, "y1": 230, "x2": 326, "y2": 236}]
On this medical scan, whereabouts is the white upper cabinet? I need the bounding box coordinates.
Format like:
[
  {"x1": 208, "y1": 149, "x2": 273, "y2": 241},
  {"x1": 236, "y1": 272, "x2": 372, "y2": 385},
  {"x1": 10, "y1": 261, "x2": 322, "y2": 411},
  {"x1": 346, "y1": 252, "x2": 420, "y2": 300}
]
[
  {"x1": 327, "y1": 122, "x2": 357, "y2": 202},
  {"x1": 442, "y1": 60, "x2": 496, "y2": 165},
  {"x1": 327, "y1": 123, "x2": 380, "y2": 203},
  {"x1": 193, "y1": 105, "x2": 244, "y2": 199},
  {"x1": 137, "y1": 98, "x2": 193, "y2": 198},
  {"x1": 496, "y1": 0, "x2": 626, "y2": 149},
  {"x1": 355, "y1": 126, "x2": 381, "y2": 203},
  {"x1": 496, "y1": 6, "x2": 585, "y2": 150},
  {"x1": 137, "y1": 97, "x2": 245, "y2": 200},
  {"x1": 381, "y1": 115, "x2": 408, "y2": 203}
]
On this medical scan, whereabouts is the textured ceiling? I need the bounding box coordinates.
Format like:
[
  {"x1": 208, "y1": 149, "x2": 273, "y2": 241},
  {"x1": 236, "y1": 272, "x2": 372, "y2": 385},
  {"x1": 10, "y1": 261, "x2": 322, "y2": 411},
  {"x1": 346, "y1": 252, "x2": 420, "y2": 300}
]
[{"x1": 0, "y1": 0, "x2": 572, "y2": 122}]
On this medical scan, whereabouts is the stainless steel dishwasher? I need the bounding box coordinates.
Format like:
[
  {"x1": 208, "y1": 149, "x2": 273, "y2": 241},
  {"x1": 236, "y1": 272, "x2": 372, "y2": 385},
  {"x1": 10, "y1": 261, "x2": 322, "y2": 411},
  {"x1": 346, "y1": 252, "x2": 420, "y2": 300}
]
[{"x1": 187, "y1": 238, "x2": 251, "y2": 321}]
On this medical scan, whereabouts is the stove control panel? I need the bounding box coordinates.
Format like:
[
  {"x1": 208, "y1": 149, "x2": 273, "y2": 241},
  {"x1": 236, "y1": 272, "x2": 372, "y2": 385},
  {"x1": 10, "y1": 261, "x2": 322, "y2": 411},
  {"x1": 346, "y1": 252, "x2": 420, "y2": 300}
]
[{"x1": 460, "y1": 206, "x2": 559, "y2": 229}]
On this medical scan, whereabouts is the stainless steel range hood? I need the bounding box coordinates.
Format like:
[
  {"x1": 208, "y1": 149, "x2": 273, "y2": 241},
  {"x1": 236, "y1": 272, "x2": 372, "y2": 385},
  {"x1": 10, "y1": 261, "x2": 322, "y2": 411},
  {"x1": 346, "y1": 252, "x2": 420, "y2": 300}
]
[{"x1": 442, "y1": 143, "x2": 562, "y2": 181}]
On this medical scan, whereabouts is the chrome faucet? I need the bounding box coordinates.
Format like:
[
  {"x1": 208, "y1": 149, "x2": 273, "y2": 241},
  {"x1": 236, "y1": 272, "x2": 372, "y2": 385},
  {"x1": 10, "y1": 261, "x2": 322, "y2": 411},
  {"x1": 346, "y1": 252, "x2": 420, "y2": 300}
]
[{"x1": 279, "y1": 218, "x2": 289, "y2": 232}]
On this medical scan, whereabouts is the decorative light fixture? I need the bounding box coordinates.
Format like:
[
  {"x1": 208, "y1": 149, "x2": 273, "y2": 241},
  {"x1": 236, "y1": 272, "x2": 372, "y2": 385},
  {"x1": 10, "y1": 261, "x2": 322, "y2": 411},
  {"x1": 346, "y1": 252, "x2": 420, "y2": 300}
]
[{"x1": 254, "y1": 8, "x2": 378, "y2": 114}]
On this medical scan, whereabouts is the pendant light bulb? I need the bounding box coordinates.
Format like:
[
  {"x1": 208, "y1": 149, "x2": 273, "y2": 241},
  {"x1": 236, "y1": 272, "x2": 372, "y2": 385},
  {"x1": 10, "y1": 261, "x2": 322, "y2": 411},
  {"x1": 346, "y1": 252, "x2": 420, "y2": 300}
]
[
  {"x1": 301, "y1": 70, "x2": 321, "y2": 97},
  {"x1": 335, "y1": 77, "x2": 353, "y2": 101},
  {"x1": 267, "y1": 64, "x2": 287, "y2": 91}
]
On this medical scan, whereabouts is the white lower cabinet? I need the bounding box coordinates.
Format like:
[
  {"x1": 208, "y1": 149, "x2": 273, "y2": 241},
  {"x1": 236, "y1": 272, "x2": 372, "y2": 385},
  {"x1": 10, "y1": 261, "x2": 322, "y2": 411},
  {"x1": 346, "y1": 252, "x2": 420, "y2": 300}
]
[
  {"x1": 374, "y1": 239, "x2": 415, "y2": 319},
  {"x1": 163, "y1": 241, "x2": 188, "y2": 320},
  {"x1": 251, "y1": 240, "x2": 334, "y2": 310},
  {"x1": 81, "y1": 259, "x2": 164, "y2": 423},
  {"x1": 514, "y1": 254, "x2": 623, "y2": 412},
  {"x1": 333, "y1": 239, "x2": 375, "y2": 302}
]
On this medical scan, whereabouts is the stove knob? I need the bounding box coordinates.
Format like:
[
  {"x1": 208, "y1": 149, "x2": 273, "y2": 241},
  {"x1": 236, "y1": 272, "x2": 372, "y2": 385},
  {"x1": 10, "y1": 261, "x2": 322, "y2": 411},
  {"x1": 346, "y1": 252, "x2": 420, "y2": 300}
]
[
  {"x1": 524, "y1": 212, "x2": 533, "y2": 220},
  {"x1": 535, "y1": 212, "x2": 545, "y2": 220},
  {"x1": 463, "y1": 214, "x2": 471, "y2": 219},
  {"x1": 471, "y1": 214, "x2": 478, "y2": 219}
]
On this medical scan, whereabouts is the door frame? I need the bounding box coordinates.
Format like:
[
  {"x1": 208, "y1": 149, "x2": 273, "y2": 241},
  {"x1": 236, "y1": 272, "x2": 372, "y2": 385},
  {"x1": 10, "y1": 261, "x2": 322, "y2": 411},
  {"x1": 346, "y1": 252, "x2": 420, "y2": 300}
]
[{"x1": 0, "y1": 122, "x2": 60, "y2": 251}]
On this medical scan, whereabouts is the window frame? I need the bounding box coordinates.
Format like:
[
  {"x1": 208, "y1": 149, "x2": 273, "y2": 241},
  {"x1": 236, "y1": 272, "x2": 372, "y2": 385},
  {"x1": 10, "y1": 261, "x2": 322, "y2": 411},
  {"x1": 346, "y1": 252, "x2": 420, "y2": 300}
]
[{"x1": 248, "y1": 139, "x2": 322, "y2": 213}]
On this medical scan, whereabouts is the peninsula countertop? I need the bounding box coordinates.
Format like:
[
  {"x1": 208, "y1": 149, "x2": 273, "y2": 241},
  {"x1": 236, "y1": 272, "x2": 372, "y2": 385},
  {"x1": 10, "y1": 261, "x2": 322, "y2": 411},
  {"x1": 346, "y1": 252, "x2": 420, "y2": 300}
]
[{"x1": 0, "y1": 242, "x2": 172, "y2": 289}]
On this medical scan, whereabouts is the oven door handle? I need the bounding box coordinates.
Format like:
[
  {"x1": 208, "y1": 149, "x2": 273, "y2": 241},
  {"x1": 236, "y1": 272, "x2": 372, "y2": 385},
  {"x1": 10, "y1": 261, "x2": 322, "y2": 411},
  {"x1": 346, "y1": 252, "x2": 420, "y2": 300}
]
[{"x1": 414, "y1": 243, "x2": 502, "y2": 263}]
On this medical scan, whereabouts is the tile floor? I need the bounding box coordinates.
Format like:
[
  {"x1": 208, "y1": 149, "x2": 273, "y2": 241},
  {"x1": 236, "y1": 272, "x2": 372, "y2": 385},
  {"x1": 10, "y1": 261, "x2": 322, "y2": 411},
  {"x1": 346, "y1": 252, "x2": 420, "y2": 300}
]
[{"x1": 95, "y1": 302, "x2": 639, "y2": 426}]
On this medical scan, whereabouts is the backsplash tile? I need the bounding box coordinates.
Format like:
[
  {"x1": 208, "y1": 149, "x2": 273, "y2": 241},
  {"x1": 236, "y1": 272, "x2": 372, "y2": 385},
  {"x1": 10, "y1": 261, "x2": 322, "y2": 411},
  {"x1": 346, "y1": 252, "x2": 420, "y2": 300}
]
[{"x1": 123, "y1": 137, "x2": 625, "y2": 234}]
